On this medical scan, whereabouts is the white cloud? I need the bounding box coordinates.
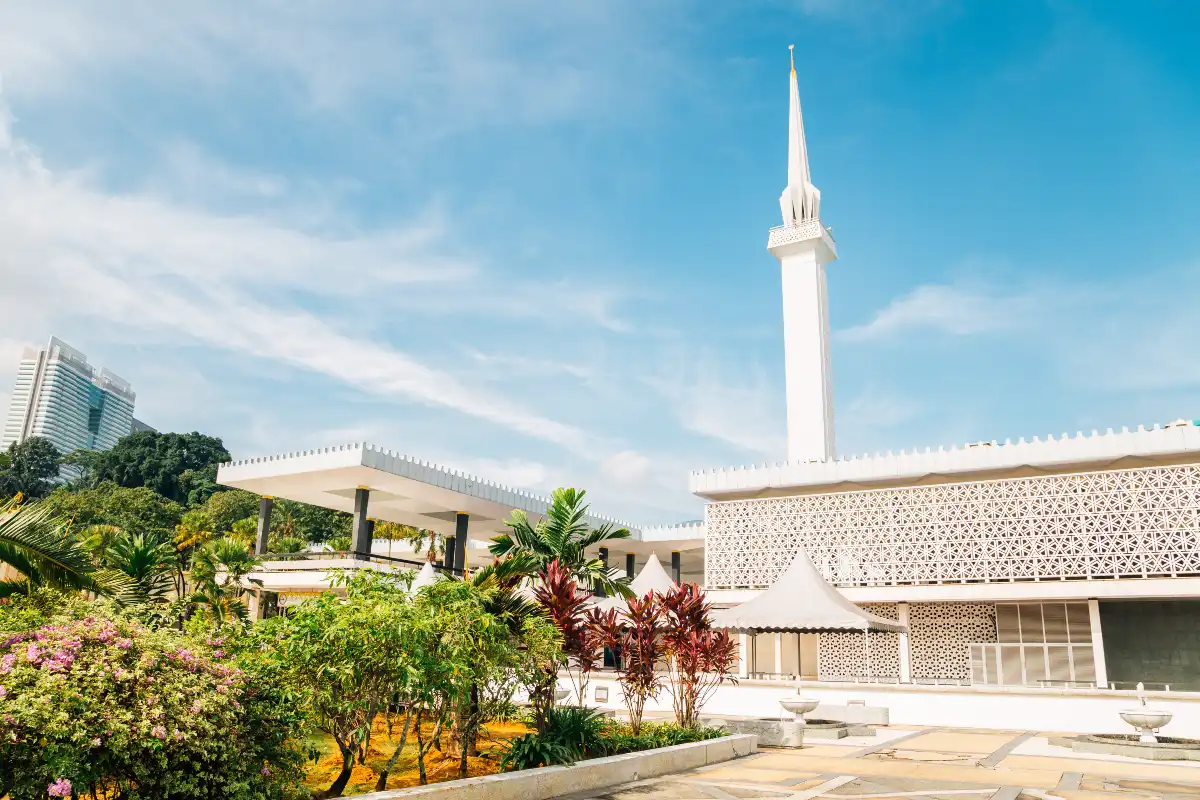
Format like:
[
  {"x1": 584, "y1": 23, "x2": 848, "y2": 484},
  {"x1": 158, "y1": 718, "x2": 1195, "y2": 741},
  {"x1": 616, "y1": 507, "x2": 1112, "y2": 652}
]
[
  {"x1": 0, "y1": 1, "x2": 673, "y2": 136},
  {"x1": 645, "y1": 355, "x2": 785, "y2": 459},
  {"x1": 600, "y1": 450, "x2": 652, "y2": 486},
  {"x1": 840, "y1": 283, "x2": 1040, "y2": 342},
  {"x1": 0, "y1": 89, "x2": 602, "y2": 454}
]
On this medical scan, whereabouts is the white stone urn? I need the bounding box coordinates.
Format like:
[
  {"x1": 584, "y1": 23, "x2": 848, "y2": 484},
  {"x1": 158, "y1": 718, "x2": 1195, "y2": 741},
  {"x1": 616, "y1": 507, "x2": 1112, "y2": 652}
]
[
  {"x1": 1121, "y1": 682, "x2": 1173, "y2": 743},
  {"x1": 779, "y1": 696, "x2": 820, "y2": 724}
]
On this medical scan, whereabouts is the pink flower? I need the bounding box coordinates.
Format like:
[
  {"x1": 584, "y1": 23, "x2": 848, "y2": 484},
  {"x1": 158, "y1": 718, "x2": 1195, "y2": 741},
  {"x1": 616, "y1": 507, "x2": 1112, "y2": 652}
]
[
  {"x1": 117, "y1": 639, "x2": 133, "y2": 650},
  {"x1": 190, "y1": 700, "x2": 203, "y2": 714},
  {"x1": 25, "y1": 643, "x2": 40, "y2": 663},
  {"x1": 151, "y1": 725, "x2": 167, "y2": 739},
  {"x1": 47, "y1": 778, "x2": 72, "y2": 797},
  {"x1": 0, "y1": 685, "x2": 5, "y2": 698},
  {"x1": 0, "y1": 653, "x2": 15, "y2": 673},
  {"x1": 91, "y1": 737, "x2": 102, "y2": 747},
  {"x1": 261, "y1": 766, "x2": 271, "y2": 776}
]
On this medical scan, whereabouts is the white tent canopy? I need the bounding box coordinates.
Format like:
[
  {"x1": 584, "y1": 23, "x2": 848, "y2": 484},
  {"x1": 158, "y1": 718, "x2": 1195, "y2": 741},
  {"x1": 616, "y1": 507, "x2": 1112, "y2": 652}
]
[
  {"x1": 409, "y1": 561, "x2": 439, "y2": 592},
  {"x1": 711, "y1": 548, "x2": 906, "y2": 633},
  {"x1": 592, "y1": 552, "x2": 677, "y2": 611}
]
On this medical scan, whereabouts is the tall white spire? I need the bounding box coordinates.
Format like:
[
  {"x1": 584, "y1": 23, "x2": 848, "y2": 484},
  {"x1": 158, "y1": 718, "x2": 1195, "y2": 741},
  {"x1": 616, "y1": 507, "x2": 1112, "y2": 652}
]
[
  {"x1": 780, "y1": 44, "x2": 821, "y2": 226},
  {"x1": 768, "y1": 46, "x2": 837, "y2": 465}
]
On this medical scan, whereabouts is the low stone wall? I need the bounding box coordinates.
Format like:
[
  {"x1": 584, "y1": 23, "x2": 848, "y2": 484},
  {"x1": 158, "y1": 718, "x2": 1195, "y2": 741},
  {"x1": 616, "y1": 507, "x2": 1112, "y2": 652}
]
[{"x1": 364, "y1": 734, "x2": 757, "y2": 800}]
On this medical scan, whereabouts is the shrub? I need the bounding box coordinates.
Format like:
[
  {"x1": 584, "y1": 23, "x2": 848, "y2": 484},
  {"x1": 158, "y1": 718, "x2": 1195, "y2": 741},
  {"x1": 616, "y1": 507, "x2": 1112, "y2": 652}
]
[
  {"x1": 498, "y1": 733, "x2": 574, "y2": 771},
  {"x1": 0, "y1": 594, "x2": 310, "y2": 800}
]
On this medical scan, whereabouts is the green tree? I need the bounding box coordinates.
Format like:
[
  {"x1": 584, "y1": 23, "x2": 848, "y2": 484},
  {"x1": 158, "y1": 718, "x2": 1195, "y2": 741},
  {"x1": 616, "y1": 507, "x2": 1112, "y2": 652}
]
[
  {"x1": 199, "y1": 489, "x2": 260, "y2": 533},
  {"x1": 274, "y1": 499, "x2": 351, "y2": 544},
  {"x1": 0, "y1": 499, "x2": 130, "y2": 599},
  {"x1": 41, "y1": 482, "x2": 183, "y2": 539},
  {"x1": 189, "y1": 537, "x2": 259, "y2": 624},
  {"x1": 260, "y1": 571, "x2": 413, "y2": 798},
  {"x1": 490, "y1": 487, "x2": 633, "y2": 597},
  {"x1": 89, "y1": 431, "x2": 231, "y2": 504},
  {"x1": 0, "y1": 437, "x2": 62, "y2": 499}
]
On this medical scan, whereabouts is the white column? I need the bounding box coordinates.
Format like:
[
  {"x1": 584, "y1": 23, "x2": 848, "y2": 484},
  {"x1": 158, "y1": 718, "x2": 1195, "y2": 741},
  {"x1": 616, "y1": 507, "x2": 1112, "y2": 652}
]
[
  {"x1": 774, "y1": 633, "x2": 784, "y2": 677},
  {"x1": 738, "y1": 633, "x2": 749, "y2": 678},
  {"x1": 778, "y1": 246, "x2": 836, "y2": 463},
  {"x1": 898, "y1": 602, "x2": 912, "y2": 684},
  {"x1": 1088, "y1": 599, "x2": 1109, "y2": 689}
]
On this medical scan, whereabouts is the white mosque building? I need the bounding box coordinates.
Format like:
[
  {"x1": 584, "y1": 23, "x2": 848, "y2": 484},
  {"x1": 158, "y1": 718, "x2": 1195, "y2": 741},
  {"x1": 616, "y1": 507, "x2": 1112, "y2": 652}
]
[{"x1": 218, "y1": 49, "x2": 1200, "y2": 735}]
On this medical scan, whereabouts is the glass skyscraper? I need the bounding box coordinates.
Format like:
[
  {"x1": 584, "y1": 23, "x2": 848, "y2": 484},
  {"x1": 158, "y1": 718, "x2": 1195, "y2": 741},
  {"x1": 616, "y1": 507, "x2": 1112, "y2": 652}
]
[{"x1": 1, "y1": 337, "x2": 137, "y2": 455}]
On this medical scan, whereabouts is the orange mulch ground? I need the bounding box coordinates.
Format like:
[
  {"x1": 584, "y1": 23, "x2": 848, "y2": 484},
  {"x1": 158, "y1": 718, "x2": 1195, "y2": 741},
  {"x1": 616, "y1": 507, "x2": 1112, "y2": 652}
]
[{"x1": 304, "y1": 714, "x2": 531, "y2": 796}]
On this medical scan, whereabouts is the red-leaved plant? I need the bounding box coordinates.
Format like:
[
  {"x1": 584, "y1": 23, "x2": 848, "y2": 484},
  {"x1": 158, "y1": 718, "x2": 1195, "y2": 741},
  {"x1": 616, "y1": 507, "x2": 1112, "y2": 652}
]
[
  {"x1": 590, "y1": 593, "x2": 664, "y2": 735},
  {"x1": 659, "y1": 582, "x2": 739, "y2": 729},
  {"x1": 533, "y1": 559, "x2": 602, "y2": 711}
]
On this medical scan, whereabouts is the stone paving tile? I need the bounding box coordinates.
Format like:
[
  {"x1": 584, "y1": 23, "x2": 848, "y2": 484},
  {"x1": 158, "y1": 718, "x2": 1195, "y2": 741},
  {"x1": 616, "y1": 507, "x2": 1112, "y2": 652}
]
[
  {"x1": 997, "y1": 753, "x2": 1200, "y2": 784},
  {"x1": 900, "y1": 732, "x2": 1020, "y2": 755},
  {"x1": 551, "y1": 727, "x2": 1200, "y2": 800}
]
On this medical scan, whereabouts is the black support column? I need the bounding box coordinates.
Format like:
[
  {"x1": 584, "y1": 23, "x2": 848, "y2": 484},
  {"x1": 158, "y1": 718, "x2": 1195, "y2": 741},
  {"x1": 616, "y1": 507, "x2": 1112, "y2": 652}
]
[
  {"x1": 596, "y1": 547, "x2": 609, "y2": 598},
  {"x1": 625, "y1": 552, "x2": 636, "y2": 579},
  {"x1": 453, "y1": 512, "x2": 469, "y2": 573},
  {"x1": 351, "y1": 487, "x2": 372, "y2": 559},
  {"x1": 255, "y1": 496, "x2": 273, "y2": 556},
  {"x1": 671, "y1": 551, "x2": 681, "y2": 584}
]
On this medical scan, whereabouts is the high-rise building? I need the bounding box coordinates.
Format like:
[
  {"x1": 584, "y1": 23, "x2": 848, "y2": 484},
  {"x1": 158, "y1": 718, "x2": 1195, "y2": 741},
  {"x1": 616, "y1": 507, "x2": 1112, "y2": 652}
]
[{"x1": 1, "y1": 337, "x2": 137, "y2": 455}]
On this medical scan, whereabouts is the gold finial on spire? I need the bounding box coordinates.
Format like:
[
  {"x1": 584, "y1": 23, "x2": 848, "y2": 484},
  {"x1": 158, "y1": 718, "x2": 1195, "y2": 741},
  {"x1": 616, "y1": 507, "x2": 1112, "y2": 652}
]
[{"x1": 789, "y1": 44, "x2": 795, "y2": 75}]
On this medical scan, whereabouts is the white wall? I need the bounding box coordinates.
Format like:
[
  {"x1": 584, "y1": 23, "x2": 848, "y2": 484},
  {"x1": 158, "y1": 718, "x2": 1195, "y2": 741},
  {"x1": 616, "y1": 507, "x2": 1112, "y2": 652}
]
[{"x1": 570, "y1": 675, "x2": 1200, "y2": 738}]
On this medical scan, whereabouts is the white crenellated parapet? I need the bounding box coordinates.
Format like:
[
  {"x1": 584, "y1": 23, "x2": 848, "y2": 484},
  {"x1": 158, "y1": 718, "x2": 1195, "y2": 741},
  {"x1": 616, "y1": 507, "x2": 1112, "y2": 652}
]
[
  {"x1": 637, "y1": 521, "x2": 706, "y2": 543},
  {"x1": 690, "y1": 421, "x2": 1200, "y2": 497},
  {"x1": 218, "y1": 442, "x2": 636, "y2": 532}
]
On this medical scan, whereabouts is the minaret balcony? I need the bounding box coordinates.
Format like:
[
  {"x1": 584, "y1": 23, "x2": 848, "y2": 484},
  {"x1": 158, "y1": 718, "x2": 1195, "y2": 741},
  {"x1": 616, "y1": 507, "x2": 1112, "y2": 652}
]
[{"x1": 767, "y1": 218, "x2": 838, "y2": 260}]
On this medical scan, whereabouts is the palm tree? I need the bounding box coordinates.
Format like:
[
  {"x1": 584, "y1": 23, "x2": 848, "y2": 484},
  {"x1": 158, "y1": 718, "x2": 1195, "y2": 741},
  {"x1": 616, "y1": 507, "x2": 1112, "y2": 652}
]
[
  {"x1": 189, "y1": 536, "x2": 260, "y2": 623},
  {"x1": 103, "y1": 531, "x2": 178, "y2": 604},
  {"x1": 489, "y1": 487, "x2": 633, "y2": 598},
  {"x1": 0, "y1": 498, "x2": 131, "y2": 599}
]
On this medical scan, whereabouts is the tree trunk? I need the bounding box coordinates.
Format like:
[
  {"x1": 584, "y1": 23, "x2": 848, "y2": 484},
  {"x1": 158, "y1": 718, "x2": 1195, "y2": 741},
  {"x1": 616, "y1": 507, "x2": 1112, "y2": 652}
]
[
  {"x1": 374, "y1": 708, "x2": 414, "y2": 792},
  {"x1": 319, "y1": 740, "x2": 356, "y2": 799},
  {"x1": 468, "y1": 684, "x2": 481, "y2": 757},
  {"x1": 415, "y1": 711, "x2": 427, "y2": 785}
]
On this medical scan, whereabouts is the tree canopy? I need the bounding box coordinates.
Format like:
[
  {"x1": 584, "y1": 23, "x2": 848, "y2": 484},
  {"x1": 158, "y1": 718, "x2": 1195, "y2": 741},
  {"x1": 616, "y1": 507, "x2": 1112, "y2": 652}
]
[
  {"x1": 88, "y1": 431, "x2": 231, "y2": 504},
  {"x1": 0, "y1": 437, "x2": 62, "y2": 499}
]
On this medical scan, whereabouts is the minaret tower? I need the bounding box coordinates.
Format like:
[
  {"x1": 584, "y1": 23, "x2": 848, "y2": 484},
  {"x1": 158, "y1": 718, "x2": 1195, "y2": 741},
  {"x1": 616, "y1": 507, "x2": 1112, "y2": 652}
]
[{"x1": 769, "y1": 45, "x2": 838, "y2": 464}]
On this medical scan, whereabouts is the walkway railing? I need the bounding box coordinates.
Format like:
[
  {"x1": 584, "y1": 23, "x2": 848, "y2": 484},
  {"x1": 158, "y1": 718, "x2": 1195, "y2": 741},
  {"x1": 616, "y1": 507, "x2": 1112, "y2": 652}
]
[{"x1": 257, "y1": 550, "x2": 464, "y2": 577}]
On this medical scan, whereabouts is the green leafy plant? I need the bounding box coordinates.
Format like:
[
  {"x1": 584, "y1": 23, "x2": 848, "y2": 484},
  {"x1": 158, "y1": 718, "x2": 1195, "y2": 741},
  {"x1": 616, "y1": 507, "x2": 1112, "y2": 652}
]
[
  {"x1": 0, "y1": 499, "x2": 132, "y2": 599},
  {"x1": 490, "y1": 487, "x2": 633, "y2": 597},
  {"x1": 498, "y1": 733, "x2": 574, "y2": 771},
  {"x1": 541, "y1": 705, "x2": 610, "y2": 760}
]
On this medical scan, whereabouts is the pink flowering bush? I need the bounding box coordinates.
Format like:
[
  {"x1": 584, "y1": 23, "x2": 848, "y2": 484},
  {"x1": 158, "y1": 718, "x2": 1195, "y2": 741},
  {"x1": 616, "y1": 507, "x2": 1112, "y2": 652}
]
[{"x1": 0, "y1": 591, "x2": 310, "y2": 800}]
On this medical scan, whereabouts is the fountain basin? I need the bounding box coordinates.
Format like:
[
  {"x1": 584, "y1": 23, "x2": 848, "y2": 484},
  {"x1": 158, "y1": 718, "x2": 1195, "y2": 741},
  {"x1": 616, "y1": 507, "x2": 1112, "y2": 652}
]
[
  {"x1": 1121, "y1": 709, "x2": 1173, "y2": 743},
  {"x1": 779, "y1": 697, "x2": 820, "y2": 720},
  {"x1": 1054, "y1": 733, "x2": 1200, "y2": 762}
]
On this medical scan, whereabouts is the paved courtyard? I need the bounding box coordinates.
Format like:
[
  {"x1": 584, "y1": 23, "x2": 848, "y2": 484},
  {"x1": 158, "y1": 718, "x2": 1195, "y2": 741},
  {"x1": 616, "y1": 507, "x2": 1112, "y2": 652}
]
[{"x1": 558, "y1": 727, "x2": 1200, "y2": 800}]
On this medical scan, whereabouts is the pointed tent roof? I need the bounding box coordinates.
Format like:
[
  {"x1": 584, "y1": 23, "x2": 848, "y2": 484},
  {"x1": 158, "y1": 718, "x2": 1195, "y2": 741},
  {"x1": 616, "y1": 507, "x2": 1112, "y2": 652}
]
[
  {"x1": 779, "y1": 45, "x2": 822, "y2": 226},
  {"x1": 591, "y1": 552, "x2": 677, "y2": 611},
  {"x1": 711, "y1": 549, "x2": 905, "y2": 633},
  {"x1": 629, "y1": 552, "x2": 676, "y2": 598},
  {"x1": 409, "y1": 560, "x2": 439, "y2": 592}
]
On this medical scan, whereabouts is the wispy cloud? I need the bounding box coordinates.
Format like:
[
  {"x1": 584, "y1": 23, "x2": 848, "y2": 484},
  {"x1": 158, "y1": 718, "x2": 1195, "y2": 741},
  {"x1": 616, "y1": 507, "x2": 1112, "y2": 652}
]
[
  {"x1": 0, "y1": 1, "x2": 676, "y2": 136},
  {"x1": 0, "y1": 89, "x2": 601, "y2": 454},
  {"x1": 840, "y1": 283, "x2": 1042, "y2": 342}
]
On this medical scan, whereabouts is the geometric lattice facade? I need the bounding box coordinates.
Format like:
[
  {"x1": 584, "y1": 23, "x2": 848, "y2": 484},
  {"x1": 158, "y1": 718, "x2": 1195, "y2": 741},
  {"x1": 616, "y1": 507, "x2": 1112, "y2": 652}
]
[
  {"x1": 816, "y1": 603, "x2": 997, "y2": 682},
  {"x1": 705, "y1": 463, "x2": 1200, "y2": 589},
  {"x1": 819, "y1": 603, "x2": 901, "y2": 680},
  {"x1": 909, "y1": 603, "x2": 995, "y2": 681}
]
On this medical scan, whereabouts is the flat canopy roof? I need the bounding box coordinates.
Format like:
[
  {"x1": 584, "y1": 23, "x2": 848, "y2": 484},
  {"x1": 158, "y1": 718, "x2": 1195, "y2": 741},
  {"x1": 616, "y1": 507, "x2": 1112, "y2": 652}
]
[{"x1": 216, "y1": 442, "x2": 705, "y2": 554}]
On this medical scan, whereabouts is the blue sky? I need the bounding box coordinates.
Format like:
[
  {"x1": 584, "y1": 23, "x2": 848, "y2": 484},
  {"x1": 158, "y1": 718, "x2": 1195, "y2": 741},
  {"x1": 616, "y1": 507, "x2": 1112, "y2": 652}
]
[{"x1": 1, "y1": 1, "x2": 1198, "y2": 523}]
